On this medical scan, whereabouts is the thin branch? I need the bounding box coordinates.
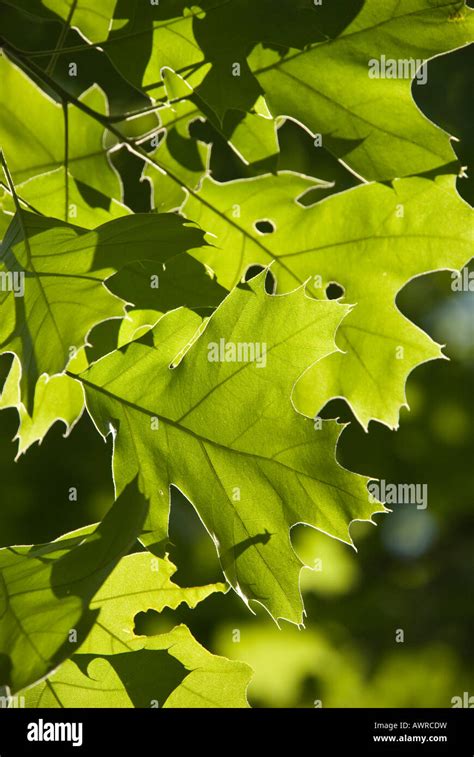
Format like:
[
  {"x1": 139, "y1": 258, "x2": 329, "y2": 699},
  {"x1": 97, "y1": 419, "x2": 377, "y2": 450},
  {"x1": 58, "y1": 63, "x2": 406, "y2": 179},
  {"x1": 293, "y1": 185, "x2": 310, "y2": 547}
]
[
  {"x1": 0, "y1": 150, "x2": 32, "y2": 265},
  {"x1": 45, "y1": 0, "x2": 79, "y2": 76},
  {"x1": 63, "y1": 101, "x2": 69, "y2": 222},
  {"x1": 0, "y1": 181, "x2": 44, "y2": 216},
  {"x1": 1, "y1": 43, "x2": 293, "y2": 280}
]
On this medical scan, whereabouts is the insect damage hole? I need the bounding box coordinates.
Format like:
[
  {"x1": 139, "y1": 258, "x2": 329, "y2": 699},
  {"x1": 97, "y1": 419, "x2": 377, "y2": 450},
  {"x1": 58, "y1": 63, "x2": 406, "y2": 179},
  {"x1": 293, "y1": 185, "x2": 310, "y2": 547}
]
[
  {"x1": 244, "y1": 265, "x2": 276, "y2": 294},
  {"x1": 254, "y1": 219, "x2": 275, "y2": 234},
  {"x1": 325, "y1": 282, "x2": 345, "y2": 300}
]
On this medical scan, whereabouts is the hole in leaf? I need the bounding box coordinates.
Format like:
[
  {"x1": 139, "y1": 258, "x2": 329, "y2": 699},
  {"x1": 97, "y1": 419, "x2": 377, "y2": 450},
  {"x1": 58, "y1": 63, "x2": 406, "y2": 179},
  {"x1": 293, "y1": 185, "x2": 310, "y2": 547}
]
[
  {"x1": 188, "y1": 118, "x2": 213, "y2": 142},
  {"x1": 134, "y1": 609, "x2": 176, "y2": 636},
  {"x1": 244, "y1": 265, "x2": 276, "y2": 294},
  {"x1": 325, "y1": 282, "x2": 344, "y2": 300},
  {"x1": 296, "y1": 187, "x2": 325, "y2": 207},
  {"x1": 254, "y1": 219, "x2": 275, "y2": 234},
  {"x1": 141, "y1": 130, "x2": 165, "y2": 153}
]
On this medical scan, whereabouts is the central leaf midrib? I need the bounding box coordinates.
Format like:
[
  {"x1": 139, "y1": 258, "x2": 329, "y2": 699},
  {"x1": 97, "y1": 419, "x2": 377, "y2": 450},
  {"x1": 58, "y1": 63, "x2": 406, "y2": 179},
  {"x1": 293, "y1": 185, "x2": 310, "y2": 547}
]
[{"x1": 75, "y1": 371, "x2": 365, "y2": 503}]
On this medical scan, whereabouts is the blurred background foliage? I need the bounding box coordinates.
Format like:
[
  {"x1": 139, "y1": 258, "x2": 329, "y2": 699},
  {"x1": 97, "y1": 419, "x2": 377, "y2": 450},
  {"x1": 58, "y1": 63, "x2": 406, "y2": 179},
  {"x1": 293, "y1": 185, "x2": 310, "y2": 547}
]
[{"x1": 0, "y1": 14, "x2": 472, "y2": 707}]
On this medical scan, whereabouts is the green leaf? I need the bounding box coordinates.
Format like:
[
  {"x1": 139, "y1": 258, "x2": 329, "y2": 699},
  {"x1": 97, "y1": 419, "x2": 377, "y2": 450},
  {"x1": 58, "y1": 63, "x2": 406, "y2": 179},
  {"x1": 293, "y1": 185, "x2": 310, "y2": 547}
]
[
  {"x1": 23, "y1": 550, "x2": 250, "y2": 708},
  {"x1": 0, "y1": 187, "x2": 13, "y2": 240},
  {"x1": 0, "y1": 208, "x2": 207, "y2": 410},
  {"x1": 108, "y1": 253, "x2": 228, "y2": 320},
  {"x1": 117, "y1": 310, "x2": 162, "y2": 348},
  {"x1": 42, "y1": 0, "x2": 118, "y2": 43},
  {"x1": 77, "y1": 551, "x2": 227, "y2": 655},
  {"x1": 0, "y1": 482, "x2": 148, "y2": 694},
  {"x1": 103, "y1": 0, "x2": 320, "y2": 119},
  {"x1": 185, "y1": 172, "x2": 473, "y2": 429},
  {"x1": 185, "y1": 171, "x2": 327, "y2": 290},
  {"x1": 103, "y1": 0, "x2": 473, "y2": 181},
  {"x1": 1, "y1": 168, "x2": 131, "y2": 230},
  {"x1": 141, "y1": 70, "x2": 209, "y2": 213},
  {"x1": 0, "y1": 0, "x2": 470, "y2": 715},
  {"x1": 222, "y1": 102, "x2": 279, "y2": 167},
  {"x1": 142, "y1": 68, "x2": 279, "y2": 213},
  {"x1": 249, "y1": 0, "x2": 473, "y2": 181},
  {"x1": 104, "y1": 2, "x2": 208, "y2": 104},
  {"x1": 25, "y1": 625, "x2": 251, "y2": 708},
  {"x1": 77, "y1": 274, "x2": 385, "y2": 623},
  {"x1": 0, "y1": 354, "x2": 85, "y2": 456},
  {"x1": 0, "y1": 52, "x2": 122, "y2": 219}
]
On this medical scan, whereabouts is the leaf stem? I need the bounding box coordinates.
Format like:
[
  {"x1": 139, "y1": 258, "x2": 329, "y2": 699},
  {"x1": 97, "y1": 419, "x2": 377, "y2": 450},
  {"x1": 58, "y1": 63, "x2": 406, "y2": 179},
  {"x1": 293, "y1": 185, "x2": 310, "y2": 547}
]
[{"x1": 1, "y1": 43, "x2": 301, "y2": 286}]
